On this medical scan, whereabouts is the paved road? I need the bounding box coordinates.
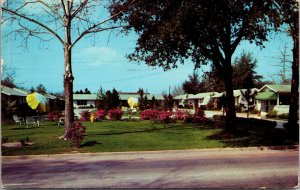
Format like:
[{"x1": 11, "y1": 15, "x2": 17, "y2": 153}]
[{"x1": 2, "y1": 148, "x2": 299, "y2": 188}]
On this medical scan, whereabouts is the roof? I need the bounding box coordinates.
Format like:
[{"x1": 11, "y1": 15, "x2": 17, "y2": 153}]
[
  {"x1": 211, "y1": 92, "x2": 224, "y2": 98},
  {"x1": 73, "y1": 94, "x2": 98, "y2": 100},
  {"x1": 255, "y1": 91, "x2": 278, "y2": 100},
  {"x1": 233, "y1": 88, "x2": 258, "y2": 97},
  {"x1": 186, "y1": 92, "x2": 215, "y2": 100},
  {"x1": 73, "y1": 93, "x2": 164, "y2": 101},
  {"x1": 1, "y1": 86, "x2": 28, "y2": 97},
  {"x1": 259, "y1": 85, "x2": 291, "y2": 93},
  {"x1": 44, "y1": 94, "x2": 57, "y2": 100},
  {"x1": 174, "y1": 94, "x2": 190, "y2": 100}
]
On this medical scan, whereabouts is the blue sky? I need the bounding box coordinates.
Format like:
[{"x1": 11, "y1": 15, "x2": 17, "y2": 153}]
[{"x1": 1, "y1": 5, "x2": 293, "y2": 94}]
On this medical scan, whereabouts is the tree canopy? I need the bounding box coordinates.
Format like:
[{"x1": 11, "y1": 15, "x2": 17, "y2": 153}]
[{"x1": 110, "y1": 0, "x2": 282, "y2": 132}]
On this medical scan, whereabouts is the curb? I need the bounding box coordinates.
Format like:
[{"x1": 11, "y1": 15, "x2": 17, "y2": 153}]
[{"x1": 3, "y1": 145, "x2": 298, "y2": 159}]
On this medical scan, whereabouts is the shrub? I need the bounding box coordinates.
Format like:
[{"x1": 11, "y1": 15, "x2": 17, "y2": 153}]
[
  {"x1": 69, "y1": 121, "x2": 86, "y2": 148},
  {"x1": 173, "y1": 110, "x2": 189, "y2": 120},
  {"x1": 266, "y1": 110, "x2": 278, "y2": 118},
  {"x1": 183, "y1": 112, "x2": 194, "y2": 123},
  {"x1": 47, "y1": 110, "x2": 62, "y2": 121},
  {"x1": 158, "y1": 111, "x2": 173, "y2": 123},
  {"x1": 278, "y1": 113, "x2": 289, "y2": 120},
  {"x1": 94, "y1": 109, "x2": 106, "y2": 120},
  {"x1": 140, "y1": 109, "x2": 160, "y2": 121},
  {"x1": 108, "y1": 109, "x2": 123, "y2": 120},
  {"x1": 80, "y1": 110, "x2": 91, "y2": 121},
  {"x1": 193, "y1": 108, "x2": 206, "y2": 124}
]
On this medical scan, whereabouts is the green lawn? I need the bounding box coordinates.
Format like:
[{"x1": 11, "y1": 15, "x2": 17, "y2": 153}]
[{"x1": 2, "y1": 120, "x2": 298, "y2": 156}]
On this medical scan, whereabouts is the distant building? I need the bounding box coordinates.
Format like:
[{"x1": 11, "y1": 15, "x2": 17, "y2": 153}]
[
  {"x1": 255, "y1": 84, "x2": 295, "y2": 114},
  {"x1": 72, "y1": 92, "x2": 164, "y2": 109}
]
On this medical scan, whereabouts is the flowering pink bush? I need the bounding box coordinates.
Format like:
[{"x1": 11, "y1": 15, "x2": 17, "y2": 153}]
[
  {"x1": 108, "y1": 109, "x2": 123, "y2": 120},
  {"x1": 69, "y1": 121, "x2": 86, "y2": 148},
  {"x1": 140, "y1": 109, "x2": 160, "y2": 121},
  {"x1": 173, "y1": 110, "x2": 189, "y2": 121},
  {"x1": 80, "y1": 110, "x2": 91, "y2": 121},
  {"x1": 158, "y1": 111, "x2": 173, "y2": 123},
  {"x1": 47, "y1": 110, "x2": 62, "y2": 121},
  {"x1": 94, "y1": 109, "x2": 106, "y2": 120},
  {"x1": 193, "y1": 108, "x2": 206, "y2": 124}
]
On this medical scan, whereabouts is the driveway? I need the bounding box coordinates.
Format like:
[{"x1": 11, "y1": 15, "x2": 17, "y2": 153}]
[{"x1": 2, "y1": 147, "x2": 298, "y2": 188}]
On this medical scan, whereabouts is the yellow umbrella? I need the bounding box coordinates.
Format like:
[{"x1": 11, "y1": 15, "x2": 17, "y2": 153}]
[
  {"x1": 127, "y1": 97, "x2": 138, "y2": 109},
  {"x1": 26, "y1": 92, "x2": 48, "y2": 112}
]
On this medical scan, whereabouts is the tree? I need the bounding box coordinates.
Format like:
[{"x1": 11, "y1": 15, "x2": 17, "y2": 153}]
[
  {"x1": 36, "y1": 84, "x2": 47, "y2": 94},
  {"x1": 270, "y1": 44, "x2": 292, "y2": 84},
  {"x1": 275, "y1": 0, "x2": 299, "y2": 134},
  {"x1": 163, "y1": 93, "x2": 174, "y2": 112},
  {"x1": 232, "y1": 52, "x2": 263, "y2": 89},
  {"x1": 137, "y1": 88, "x2": 148, "y2": 111},
  {"x1": 96, "y1": 87, "x2": 120, "y2": 111},
  {"x1": 84, "y1": 88, "x2": 91, "y2": 94},
  {"x1": 110, "y1": 0, "x2": 281, "y2": 132},
  {"x1": 171, "y1": 85, "x2": 184, "y2": 97},
  {"x1": 185, "y1": 52, "x2": 263, "y2": 93},
  {"x1": 182, "y1": 72, "x2": 203, "y2": 94},
  {"x1": 111, "y1": 88, "x2": 121, "y2": 108},
  {"x1": 1, "y1": 64, "x2": 16, "y2": 88},
  {"x1": 2, "y1": 0, "x2": 136, "y2": 139}
]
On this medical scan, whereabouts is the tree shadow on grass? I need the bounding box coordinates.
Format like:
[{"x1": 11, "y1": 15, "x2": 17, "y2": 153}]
[
  {"x1": 81, "y1": 141, "x2": 102, "y2": 147},
  {"x1": 206, "y1": 118, "x2": 299, "y2": 148},
  {"x1": 90, "y1": 124, "x2": 183, "y2": 136}
]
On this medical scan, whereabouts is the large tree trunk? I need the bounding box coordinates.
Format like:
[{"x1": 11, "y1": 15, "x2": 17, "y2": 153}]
[
  {"x1": 223, "y1": 62, "x2": 236, "y2": 133},
  {"x1": 63, "y1": 45, "x2": 74, "y2": 139},
  {"x1": 287, "y1": 32, "x2": 299, "y2": 136}
]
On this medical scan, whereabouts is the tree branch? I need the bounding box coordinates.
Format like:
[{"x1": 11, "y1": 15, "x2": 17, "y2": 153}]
[
  {"x1": 71, "y1": 26, "x2": 121, "y2": 48},
  {"x1": 71, "y1": 0, "x2": 88, "y2": 20},
  {"x1": 71, "y1": 0, "x2": 138, "y2": 48},
  {"x1": 2, "y1": 7, "x2": 64, "y2": 45}
]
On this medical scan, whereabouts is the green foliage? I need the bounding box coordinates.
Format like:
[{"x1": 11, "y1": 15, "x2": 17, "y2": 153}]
[
  {"x1": 182, "y1": 72, "x2": 203, "y2": 94},
  {"x1": 96, "y1": 87, "x2": 121, "y2": 111},
  {"x1": 163, "y1": 93, "x2": 174, "y2": 111},
  {"x1": 36, "y1": 84, "x2": 47, "y2": 94},
  {"x1": 232, "y1": 52, "x2": 262, "y2": 89},
  {"x1": 137, "y1": 88, "x2": 148, "y2": 111}
]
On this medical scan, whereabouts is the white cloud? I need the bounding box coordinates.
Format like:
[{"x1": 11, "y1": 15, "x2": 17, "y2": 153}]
[{"x1": 74, "y1": 46, "x2": 123, "y2": 66}]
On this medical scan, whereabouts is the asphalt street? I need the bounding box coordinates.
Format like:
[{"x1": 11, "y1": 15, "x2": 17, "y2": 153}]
[{"x1": 2, "y1": 147, "x2": 299, "y2": 188}]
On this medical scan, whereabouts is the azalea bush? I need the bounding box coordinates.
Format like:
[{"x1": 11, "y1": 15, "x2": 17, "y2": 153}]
[
  {"x1": 158, "y1": 111, "x2": 173, "y2": 123},
  {"x1": 140, "y1": 109, "x2": 159, "y2": 121},
  {"x1": 173, "y1": 110, "x2": 189, "y2": 121},
  {"x1": 47, "y1": 110, "x2": 62, "y2": 121},
  {"x1": 69, "y1": 121, "x2": 86, "y2": 148},
  {"x1": 108, "y1": 109, "x2": 123, "y2": 120},
  {"x1": 80, "y1": 110, "x2": 91, "y2": 121},
  {"x1": 94, "y1": 109, "x2": 106, "y2": 120}
]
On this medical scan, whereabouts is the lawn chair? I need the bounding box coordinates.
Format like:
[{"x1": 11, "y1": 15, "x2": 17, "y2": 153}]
[
  {"x1": 58, "y1": 117, "x2": 65, "y2": 127},
  {"x1": 26, "y1": 116, "x2": 40, "y2": 128},
  {"x1": 13, "y1": 115, "x2": 25, "y2": 125}
]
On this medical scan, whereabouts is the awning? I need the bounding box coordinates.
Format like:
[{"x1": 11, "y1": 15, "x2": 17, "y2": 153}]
[{"x1": 255, "y1": 92, "x2": 277, "y2": 100}]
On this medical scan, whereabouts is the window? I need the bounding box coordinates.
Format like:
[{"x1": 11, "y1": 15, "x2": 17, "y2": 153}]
[{"x1": 77, "y1": 100, "x2": 87, "y2": 105}]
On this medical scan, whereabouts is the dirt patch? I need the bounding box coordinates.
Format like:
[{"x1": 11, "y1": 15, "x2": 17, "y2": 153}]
[{"x1": 2, "y1": 142, "x2": 34, "y2": 148}]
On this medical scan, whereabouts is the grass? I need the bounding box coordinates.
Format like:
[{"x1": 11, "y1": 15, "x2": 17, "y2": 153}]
[{"x1": 1, "y1": 120, "x2": 298, "y2": 156}]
